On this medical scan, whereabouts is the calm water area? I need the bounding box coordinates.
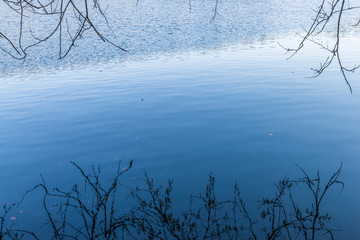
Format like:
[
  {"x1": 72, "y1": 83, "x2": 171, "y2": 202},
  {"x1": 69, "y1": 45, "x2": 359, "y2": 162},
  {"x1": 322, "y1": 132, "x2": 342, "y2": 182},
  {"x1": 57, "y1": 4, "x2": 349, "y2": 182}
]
[{"x1": 1, "y1": 0, "x2": 360, "y2": 238}]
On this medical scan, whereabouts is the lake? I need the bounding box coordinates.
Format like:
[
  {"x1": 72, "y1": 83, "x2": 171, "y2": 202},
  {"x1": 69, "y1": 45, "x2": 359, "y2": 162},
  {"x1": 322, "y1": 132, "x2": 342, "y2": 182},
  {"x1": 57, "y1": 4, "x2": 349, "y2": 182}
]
[{"x1": 0, "y1": 0, "x2": 360, "y2": 238}]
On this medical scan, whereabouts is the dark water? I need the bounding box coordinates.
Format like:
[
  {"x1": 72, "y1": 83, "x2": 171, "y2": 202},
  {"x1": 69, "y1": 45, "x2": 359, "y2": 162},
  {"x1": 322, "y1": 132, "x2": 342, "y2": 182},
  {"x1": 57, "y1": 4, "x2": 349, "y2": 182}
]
[{"x1": 1, "y1": 0, "x2": 360, "y2": 238}]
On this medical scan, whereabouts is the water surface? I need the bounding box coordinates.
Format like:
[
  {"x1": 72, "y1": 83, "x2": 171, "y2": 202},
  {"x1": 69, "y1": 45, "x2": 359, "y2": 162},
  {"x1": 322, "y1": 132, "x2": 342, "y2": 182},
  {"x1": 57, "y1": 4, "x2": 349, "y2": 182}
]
[{"x1": 1, "y1": 0, "x2": 360, "y2": 238}]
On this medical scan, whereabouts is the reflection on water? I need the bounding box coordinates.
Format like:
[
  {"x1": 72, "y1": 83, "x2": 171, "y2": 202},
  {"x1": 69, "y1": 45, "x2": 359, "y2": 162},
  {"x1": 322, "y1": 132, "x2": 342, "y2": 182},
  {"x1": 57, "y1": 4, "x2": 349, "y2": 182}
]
[
  {"x1": 0, "y1": 0, "x2": 318, "y2": 76},
  {"x1": 0, "y1": 40, "x2": 359, "y2": 238},
  {"x1": 1, "y1": 0, "x2": 360, "y2": 238},
  {"x1": 0, "y1": 161, "x2": 344, "y2": 239}
]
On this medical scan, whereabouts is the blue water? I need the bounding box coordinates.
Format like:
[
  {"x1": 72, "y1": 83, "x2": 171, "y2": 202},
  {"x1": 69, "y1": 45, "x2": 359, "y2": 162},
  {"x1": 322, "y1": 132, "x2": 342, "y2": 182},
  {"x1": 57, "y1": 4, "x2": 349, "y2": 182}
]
[{"x1": 1, "y1": 0, "x2": 360, "y2": 238}]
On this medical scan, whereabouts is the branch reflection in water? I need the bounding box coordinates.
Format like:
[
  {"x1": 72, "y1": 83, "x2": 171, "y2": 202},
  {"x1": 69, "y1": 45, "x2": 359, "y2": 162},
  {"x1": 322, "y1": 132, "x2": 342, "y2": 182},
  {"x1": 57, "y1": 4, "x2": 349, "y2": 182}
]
[{"x1": 0, "y1": 161, "x2": 343, "y2": 240}]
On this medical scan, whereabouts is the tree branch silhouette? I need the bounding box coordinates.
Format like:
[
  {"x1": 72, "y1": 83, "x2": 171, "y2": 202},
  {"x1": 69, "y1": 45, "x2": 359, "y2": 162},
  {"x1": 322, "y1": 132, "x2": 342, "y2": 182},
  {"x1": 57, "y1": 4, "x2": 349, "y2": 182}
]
[
  {"x1": 0, "y1": 0, "x2": 126, "y2": 60},
  {"x1": 1, "y1": 161, "x2": 343, "y2": 239},
  {"x1": 280, "y1": 0, "x2": 360, "y2": 92}
]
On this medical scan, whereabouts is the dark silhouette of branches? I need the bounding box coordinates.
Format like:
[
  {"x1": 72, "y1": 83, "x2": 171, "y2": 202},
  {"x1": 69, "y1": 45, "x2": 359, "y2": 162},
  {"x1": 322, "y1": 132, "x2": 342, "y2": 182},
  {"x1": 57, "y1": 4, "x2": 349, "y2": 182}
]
[
  {"x1": 2, "y1": 0, "x2": 359, "y2": 93},
  {"x1": 1, "y1": 162, "x2": 344, "y2": 239},
  {"x1": 18, "y1": 160, "x2": 134, "y2": 240},
  {"x1": 132, "y1": 164, "x2": 343, "y2": 240},
  {"x1": 260, "y1": 163, "x2": 343, "y2": 240},
  {"x1": 0, "y1": 203, "x2": 39, "y2": 240},
  {"x1": 0, "y1": 0, "x2": 126, "y2": 60},
  {"x1": 281, "y1": 0, "x2": 360, "y2": 92},
  {"x1": 0, "y1": 0, "x2": 224, "y2": 60},
  {"x1": 130, "y1": 173, "x2": 238, "y2": 239}
]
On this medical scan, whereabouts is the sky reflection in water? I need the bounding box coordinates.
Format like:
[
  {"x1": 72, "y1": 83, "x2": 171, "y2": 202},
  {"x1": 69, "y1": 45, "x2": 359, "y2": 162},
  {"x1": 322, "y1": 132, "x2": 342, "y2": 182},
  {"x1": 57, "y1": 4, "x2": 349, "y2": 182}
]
[{"x1": 0, "y1": 0, "x2": 360, "y2": 238}]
